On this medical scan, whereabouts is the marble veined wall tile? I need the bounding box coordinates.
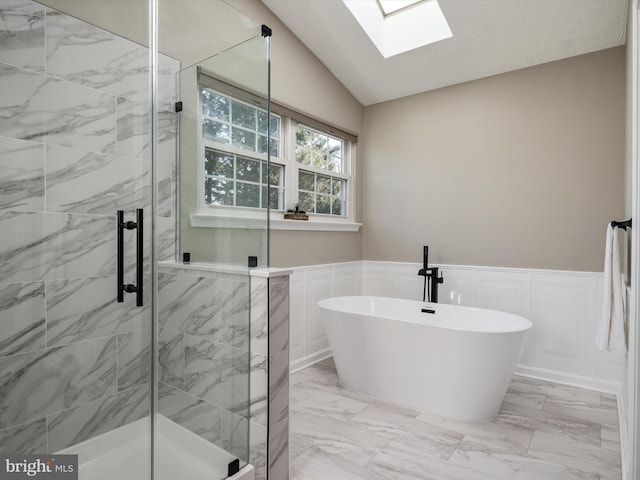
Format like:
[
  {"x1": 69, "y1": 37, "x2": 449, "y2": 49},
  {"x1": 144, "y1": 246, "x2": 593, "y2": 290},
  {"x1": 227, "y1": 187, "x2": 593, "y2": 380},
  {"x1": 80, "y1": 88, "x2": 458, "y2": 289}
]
[
  {"x1": 158, "y1": 54, "x2": 179, "y2": 113},
  {"x1": 116, "y1": 103, "x2": 174, "y2": 218},
  {"x1": 157, "y1": 216, "x2": 176, "y2": 262},
  {"x1": 0, "y1": 417, "x2": 46, "y2": 454},
  {"x1": 269, "y1": 276, "x2": 289, "y2": 355},
  {"x1": 184, "y1": 335, "x2": 249, "y2": 414},
  {"x1": 0, "y1": 63, "x2": 116, "y2": 153},
  {"x1": 249, "y1": 353, "x2": 267, "y2": 427},
  {"x1": 158, "y1": 382, "x2": 221, "y2": 445},
  {"x1": 220, "y1": 278, "x2": 251, "y2": 350},
  {"x1": 0, "y1": 336, "x2": 117, "y2": 429},
  {"x1": 47, "y1": 384, "x2": 148, "y2": 453},
  {"x1": 0, "y1": 136, "x2": 44, "y2": 212},
  {"x1": 220, "y1": 409, "x2": 249, "y2": 461},
  {"x1": 0, "y1": 212, "x2": 116, "y2": 283},
  {"x1": 117, "y1": 329, "x2": 150, "y2": 391},
  {"x1": 159, "y1": 328, "x2": 184, "y2": 390},
  {"x1": 158, "y1": 273, "x2": 222, "y2": 341},
  {"x1": 45, "y1": 9, "x2": 148, "y2": 104},
  {"x1": 249, "y1": 421, "x2": 267, "y2": 480},
  {"x1": 250, "y1": 279, "x2": 267, "y2": 356},
  {"x1": 269, "y1": 350, "x2": 288, "y2": 427},
  {"x1": 46, "y1": 144, "x2": 148, "y2": 215},
  {"x1": 46, "y1": 276, "x2": 145, "y2": 347},
  {"x1": 116, "y1": 97, "x2": 148, "y2": 160},
  {"x1": 157, "y1": 110, "x2": 177, "y2": 218},
  {"x1": 0, "y1": 281, "x2": 45, "y2": 356},
  {"x1": 0, "y1": 0, "x2": 45, "y2": 73},
  {"x1": 268, "y1": 417, "x2": 288, "y2": 480}
]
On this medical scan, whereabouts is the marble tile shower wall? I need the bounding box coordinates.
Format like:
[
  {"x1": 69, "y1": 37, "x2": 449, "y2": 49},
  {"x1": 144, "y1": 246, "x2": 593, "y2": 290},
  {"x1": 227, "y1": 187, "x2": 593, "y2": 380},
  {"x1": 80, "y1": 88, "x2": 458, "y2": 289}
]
[
  {"x1": 0, "y1": 0, "x2": 179, "y2": 454},
  {"x1": 157, "y1": 268, "x2": 257, "y2": 468}
]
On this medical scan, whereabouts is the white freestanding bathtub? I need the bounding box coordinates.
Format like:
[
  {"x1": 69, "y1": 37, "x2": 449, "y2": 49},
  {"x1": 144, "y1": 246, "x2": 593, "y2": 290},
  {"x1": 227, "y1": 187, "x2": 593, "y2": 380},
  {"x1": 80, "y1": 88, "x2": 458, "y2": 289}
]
[{"x1": 318, "y1": 296, "x2": 532, "y2": 422}]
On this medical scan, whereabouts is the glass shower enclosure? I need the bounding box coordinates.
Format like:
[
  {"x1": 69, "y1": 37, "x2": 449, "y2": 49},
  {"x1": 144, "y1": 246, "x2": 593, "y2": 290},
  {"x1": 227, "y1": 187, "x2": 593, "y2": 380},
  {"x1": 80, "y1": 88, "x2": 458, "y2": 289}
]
[{"x1": 0, "y1": 0, "x2": 270, "y2": 478}]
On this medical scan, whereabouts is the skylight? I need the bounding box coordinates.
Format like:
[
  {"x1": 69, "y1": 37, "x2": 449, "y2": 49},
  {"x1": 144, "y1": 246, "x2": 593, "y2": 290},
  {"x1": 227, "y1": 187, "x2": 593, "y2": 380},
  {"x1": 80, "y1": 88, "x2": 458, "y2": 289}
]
[
  {"x1": 377, "y1": 0, "x2": 424, "y2": 16},
  {"x1": 343, "y1": 0, "x2": 452, "y2": 58}
]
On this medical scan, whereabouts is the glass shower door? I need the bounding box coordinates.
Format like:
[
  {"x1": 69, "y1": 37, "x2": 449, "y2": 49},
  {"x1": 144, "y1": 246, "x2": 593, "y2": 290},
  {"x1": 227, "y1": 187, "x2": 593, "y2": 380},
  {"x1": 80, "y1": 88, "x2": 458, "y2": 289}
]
[{"x1": 0, "y1": 0, "x2": 155, "y2": 478}]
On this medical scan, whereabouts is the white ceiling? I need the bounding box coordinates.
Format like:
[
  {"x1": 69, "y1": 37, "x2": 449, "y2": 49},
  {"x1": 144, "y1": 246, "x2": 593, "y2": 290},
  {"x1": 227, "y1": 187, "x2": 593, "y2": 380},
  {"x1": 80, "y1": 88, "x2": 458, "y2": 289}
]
[{"x1": 261, "y1": 0, "x2": 628, "y2": 106}]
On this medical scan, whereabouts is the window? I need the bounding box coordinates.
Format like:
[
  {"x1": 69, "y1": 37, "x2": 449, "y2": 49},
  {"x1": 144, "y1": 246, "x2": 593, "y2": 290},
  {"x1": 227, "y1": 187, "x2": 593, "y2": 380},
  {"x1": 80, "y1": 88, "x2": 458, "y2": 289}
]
[
  {"x1": 198, "y1": 79, "x2": 356, "y2": 225},
  {"x1": 295, "y1": 126, "x2": 347, "y2": 216},
  {"x1": 201, "y1": 88, "x2": 284, "y2": 210}
]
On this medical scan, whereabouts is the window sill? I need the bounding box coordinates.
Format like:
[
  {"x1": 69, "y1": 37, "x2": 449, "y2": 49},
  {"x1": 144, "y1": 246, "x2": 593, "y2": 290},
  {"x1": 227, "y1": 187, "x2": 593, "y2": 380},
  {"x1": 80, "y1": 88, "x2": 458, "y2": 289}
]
[{"x1": 190, "y1": 211, "x2": 362, "y2": 232}]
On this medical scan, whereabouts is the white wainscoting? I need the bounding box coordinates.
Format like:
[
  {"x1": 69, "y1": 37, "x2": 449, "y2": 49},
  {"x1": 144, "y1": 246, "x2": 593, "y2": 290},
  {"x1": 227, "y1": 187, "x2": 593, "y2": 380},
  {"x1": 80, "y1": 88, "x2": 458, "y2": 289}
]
[
  {"x1": 289, "y1": 262, "x2": 361, "y2": 371},
  {"x1": 289, "y1": 260, "x2": 626, "y2": 391}
]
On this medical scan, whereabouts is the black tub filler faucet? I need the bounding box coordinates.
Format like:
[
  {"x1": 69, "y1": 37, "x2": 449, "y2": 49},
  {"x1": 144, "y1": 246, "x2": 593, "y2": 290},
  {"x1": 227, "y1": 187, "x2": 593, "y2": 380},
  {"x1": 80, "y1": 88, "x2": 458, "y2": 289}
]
[{"x1": 417, "y1": 245, "x2": 444, "y2": 303}]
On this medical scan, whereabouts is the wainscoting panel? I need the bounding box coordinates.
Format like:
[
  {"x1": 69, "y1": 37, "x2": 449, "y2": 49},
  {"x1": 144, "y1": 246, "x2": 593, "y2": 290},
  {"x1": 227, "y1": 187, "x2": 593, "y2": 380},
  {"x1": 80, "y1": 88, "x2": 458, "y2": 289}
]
[
  {"x1": 290, "y1": 261, "x2": 625, "y2": 390},
  {"x1": 305, "y1": 269, "x2": 332, "y2": 356},
  {"x1": 529, "y1": 273, "x2": 593, "y2": 374},
  {"x1": 289, "y1": 273, "x2": 305, "y2": 364}
]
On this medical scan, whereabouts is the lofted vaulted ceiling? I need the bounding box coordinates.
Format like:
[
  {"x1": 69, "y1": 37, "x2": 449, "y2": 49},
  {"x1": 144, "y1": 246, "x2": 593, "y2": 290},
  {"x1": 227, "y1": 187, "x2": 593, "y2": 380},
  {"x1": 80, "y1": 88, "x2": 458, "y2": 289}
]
[{"x1": 261, "y1": 0, "x2": 628, "y2": 105}]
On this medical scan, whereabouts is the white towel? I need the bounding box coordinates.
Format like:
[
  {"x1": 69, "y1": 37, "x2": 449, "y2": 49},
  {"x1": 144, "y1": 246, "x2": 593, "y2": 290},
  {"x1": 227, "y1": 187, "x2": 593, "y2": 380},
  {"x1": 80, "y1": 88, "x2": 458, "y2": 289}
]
[{"x1": 596, "y1": 224, "x2": 627, "y2": 352}]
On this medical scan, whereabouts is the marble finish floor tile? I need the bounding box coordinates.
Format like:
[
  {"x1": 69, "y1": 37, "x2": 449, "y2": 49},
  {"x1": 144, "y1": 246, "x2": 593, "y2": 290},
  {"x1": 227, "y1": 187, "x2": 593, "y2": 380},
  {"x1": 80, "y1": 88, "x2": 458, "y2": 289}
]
[
  {"x1": 290, "y1": 358, "x2": 622, "y2": 480},
  {"x1": 601, "y1": 424, "x2": 621, "y2": 452},
  {"x1": 290, "y1": 380, "x2": 369, "y2": 422},
  {"x1": 291, "y1": 411, "x2": 388, "y2": 467},
  {"x1": 499, "y1": 400, "x2": 602, "y2": 446}
]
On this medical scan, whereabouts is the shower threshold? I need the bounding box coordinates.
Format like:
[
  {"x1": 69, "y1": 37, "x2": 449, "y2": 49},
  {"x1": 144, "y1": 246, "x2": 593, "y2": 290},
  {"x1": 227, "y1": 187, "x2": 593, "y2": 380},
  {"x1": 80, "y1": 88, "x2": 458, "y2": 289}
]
[{"x1": 57, "y1": 415, "x2": 254, "y2": 480}]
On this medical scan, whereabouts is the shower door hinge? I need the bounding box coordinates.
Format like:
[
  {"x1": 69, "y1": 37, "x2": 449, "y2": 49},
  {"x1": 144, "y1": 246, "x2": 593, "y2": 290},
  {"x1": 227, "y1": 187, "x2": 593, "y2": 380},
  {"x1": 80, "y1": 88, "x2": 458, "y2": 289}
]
[
  {"x1": 174, "y1": 101, "x2": 183, "y2": 112},
  {"x1": 261, "y1": 24, "x2": 272, "y2": 37},
  {"x1": 227, "y1": 459, "x2": 240, "y2": 477}
]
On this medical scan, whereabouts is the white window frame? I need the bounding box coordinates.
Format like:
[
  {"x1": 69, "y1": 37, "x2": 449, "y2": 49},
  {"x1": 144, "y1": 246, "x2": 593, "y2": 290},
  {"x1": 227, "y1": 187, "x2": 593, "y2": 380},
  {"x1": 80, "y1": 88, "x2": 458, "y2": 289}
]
[
  {"x1": 197, "y1": 87, "x2": 286, "y2": 213},
  {"x1": 285, "y1": 119, "x2": 353, "y2": 219},
  {"x1": 192, "y1": 85, "x2": 361, "y2": 232}
]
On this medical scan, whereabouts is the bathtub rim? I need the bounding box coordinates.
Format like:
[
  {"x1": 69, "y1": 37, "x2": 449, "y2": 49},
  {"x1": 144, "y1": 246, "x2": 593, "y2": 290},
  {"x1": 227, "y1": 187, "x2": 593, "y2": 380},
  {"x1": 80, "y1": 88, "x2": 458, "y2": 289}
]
[{"x1": 318, "y1": 295, "x2": 533, "y2": 334}]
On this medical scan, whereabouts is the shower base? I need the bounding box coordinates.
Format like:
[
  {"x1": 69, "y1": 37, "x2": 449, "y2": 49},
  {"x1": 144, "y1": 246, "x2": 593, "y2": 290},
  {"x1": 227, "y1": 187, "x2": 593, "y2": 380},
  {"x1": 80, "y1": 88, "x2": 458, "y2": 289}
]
[{"x1": 58, "y1": 415, "x2": 254, "y2": 480}]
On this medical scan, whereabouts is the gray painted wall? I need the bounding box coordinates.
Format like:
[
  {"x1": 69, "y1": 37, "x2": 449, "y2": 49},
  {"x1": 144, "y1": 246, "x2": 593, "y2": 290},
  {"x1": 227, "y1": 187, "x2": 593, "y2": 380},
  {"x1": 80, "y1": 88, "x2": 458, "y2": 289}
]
[{"x1": 361, "y1": 47, "x2": 626, "y2": 272}]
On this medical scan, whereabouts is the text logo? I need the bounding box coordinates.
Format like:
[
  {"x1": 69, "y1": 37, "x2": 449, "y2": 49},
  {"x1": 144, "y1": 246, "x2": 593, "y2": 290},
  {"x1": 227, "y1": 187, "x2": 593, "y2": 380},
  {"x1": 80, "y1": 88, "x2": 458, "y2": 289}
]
[{"x1": 0, "y1": 456, "x2": 78, "y2": 480}]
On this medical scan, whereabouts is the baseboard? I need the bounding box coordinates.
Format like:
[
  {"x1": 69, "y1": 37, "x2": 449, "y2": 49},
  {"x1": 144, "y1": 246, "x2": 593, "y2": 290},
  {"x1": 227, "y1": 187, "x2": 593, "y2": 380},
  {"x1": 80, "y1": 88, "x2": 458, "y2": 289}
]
[
  {"x1": 290, "y1": 348, "x2": 332, "y2": 374},
  {"x1": 618, "y1": 386, "x2": 631, "y2": 480},
  {"x1": 515, "y1": 364, "x2": 620, "y2": 394}
]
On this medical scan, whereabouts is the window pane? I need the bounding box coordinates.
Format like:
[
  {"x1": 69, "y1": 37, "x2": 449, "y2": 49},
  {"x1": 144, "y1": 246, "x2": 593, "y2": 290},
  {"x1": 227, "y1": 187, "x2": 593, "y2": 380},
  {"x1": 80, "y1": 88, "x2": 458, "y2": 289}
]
[
  {"x1": 296, "y1": 125, "x2": 344, "y2": 174},
  {"x1": 316, "y1": 194, "x2": 331, "y2": 214},
  {"x1": 237, "y1": 156, "x2": 260, "y2": 182},
  {"x1": 231, "y1": 101, "x2": 256, "y2": 130},
  {"x1": 232, "y1": 128, "x2": 256, "y2": 151},
  {"x1": 298, "y1": 191, "x2": 314, "y2": 213},
  {"x1": 332, "y1": 197, "x2": 343, "y2": 216},
  {"x1": 257, "y1": 111, "x2": 268, "y2": 135},
  {"x1": 295, "y1": 144, "x2": 309, "y2": 165},
  {"x1": 295, "y1": 127, "x2": 311, "y2": 165},
  {"x1": 205, "y1": 149, "x2": 233, "y2": 177},
  {"x1": 317, "y1": 174, "x2": 331, "y2": 194},
  {"x1": 202, "y1": 90, "x2": 229, "y2": 121},
  {"x1": 205, "y1": 177, "x2": 234, "y2": 206},
  {"x1": 328, "y1": 137, "x2": 342, "y2": 158},
  {"x1": 258, "y1": 135, "x2": 280, "y2": 157},
  {"x1": 270, "y1": 116, "x2": 280, "y2": 138},
  {"x1": 203, "y1": 119, "x2": 230, "y2": 143},
  {"x1": 298, "y1": 170, "x2": 315, "y2": 191},
  {"x1": 262, "y1": 186, "x2": 282, "y2": 210},
  {"x1": 327, "y1": 155, "x2": 342, "y2": 173},
  {"x1": 270, "y1": 138, "x2": 279, "y2": 157},
  {"x1": 236, "y1": 182, "x2": 260, "y2": 208},
  {"x1": 332, "y1": 178, "x2": 344, "y2": 196},
  {"x1": 310, "y1": 132, "x2": 328, "y2": 169},
  {"x1": 263, "y1": 163, "x2": 283, "y2": 186}
]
